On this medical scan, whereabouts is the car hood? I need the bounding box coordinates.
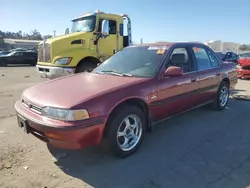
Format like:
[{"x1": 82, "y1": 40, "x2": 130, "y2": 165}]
[
  {"x1": 238, "y1": 58, "x2": 250, "y2": 65},
  {"x1": 22, "y1": 73, "x2": 146, "y2": 108},
  {"x1": 39, "y1": 32, "x2": 88, "y2": 44}
]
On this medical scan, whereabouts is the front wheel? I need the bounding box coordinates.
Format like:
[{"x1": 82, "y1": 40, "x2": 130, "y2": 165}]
[
  {"x1": 75, "y1": 61, "x2": 97, "y2": 73},
  {"x1": 212, "y1": 81, "x2": 229, "y2": 110},
  {"x1": 0, "y1": 61, "x2": 7, "y2": 66},
  {"x1": 106, "y1": 105, "x2": 146, "y2": 158}
]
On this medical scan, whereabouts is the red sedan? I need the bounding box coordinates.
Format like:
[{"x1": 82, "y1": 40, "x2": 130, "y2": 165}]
[
  {"x1": 15, "y1": 42, "x2": 237, "y2": 158},
  {"x1": 237, "y1": 53, "x2": 250, "y2": 79}
]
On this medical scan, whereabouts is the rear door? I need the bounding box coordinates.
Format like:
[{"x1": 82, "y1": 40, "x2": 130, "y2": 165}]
[
  {"x1": 189, "y1": 45, "x2": 221, "y2": 103},
  {"x1": 23, "y1": 52, "x2": 37, "y2": 64}
]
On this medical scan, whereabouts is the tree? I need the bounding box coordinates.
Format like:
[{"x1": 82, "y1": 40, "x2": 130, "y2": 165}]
[
  {"x1": 29, "y1": 29, "x2": 43, "y2": 40},
  {"x1": 0, "y1": 30, "x2": 51, "y2": 40},
  {"x1": 239, "y1": 44, "x2": 247, "y2": 51},
  {"x1": 43, "y1": 35, "x2": 53, "y2": 39}
]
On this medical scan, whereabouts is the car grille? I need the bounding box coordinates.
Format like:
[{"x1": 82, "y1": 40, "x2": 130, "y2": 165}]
[
  {"x1": 38, "y1": 43, "x2": 51, "y2": 63},
  {"x1": 22, "y1": 99, "x2": 42, "y2": 114},
  {"x1": 242, "y1": 65, "x2": 250, "y2": 70}
]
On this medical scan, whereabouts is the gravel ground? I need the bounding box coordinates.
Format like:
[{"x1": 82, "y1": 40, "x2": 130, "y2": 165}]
[{"x1": 1, "y1": 66, "x2": 250, "y2": 188}]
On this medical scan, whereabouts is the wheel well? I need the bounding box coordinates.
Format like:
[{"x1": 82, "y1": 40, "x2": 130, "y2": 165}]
[
  {"x1": 222, "y1": 77, "x2": 230, "y2": 87},
  {"x1": 76, "y1": 56, "x2": 101, "y2": 70},
  {"x1": 103, "y1": 98, "x2": 150, "y2": 137}
]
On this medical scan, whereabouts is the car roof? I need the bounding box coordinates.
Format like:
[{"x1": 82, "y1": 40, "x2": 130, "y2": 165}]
[{"x1": 134, "y1": 42, "x2": 205, "y2": 47}]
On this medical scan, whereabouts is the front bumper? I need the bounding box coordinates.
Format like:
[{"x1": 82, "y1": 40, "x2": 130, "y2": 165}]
[
  {"x1": 237, "y1": 69, "x2": 250, "y2": 78},
  {"x1": 36, "y1": 65, "x2": 76, "y2": 79},
  {"x1": 14, "y1": 100, "x2": 106, "y2": 149}
]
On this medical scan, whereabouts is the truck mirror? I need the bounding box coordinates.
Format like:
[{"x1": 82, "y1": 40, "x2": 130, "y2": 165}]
[{"x1": 101, "y1": 20, "x2": 109, "y2": 37}]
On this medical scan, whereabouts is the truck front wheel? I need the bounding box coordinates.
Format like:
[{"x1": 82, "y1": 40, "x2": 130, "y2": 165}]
[{"x1": 75, "y1": 60, "x2": 97, "y2": 73}]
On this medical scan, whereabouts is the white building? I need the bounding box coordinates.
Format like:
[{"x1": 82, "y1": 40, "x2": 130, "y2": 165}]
[
  {"x1": 203, "y1": 40, "x2": 243, "y2": 53},
  {"x1": 3, "y1": 38, "x2": 42, "y2": 49}
]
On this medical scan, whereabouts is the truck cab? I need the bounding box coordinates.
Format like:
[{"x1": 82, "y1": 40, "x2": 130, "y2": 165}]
[{"x1": 36, "y1": 10, "x2": 132, "y2": 79}]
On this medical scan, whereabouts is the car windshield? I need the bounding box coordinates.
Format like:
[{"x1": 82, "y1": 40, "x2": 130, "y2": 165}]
[
  {"x1": 71, "y1": 15, "x2": 96, "y2": 33},
  {"x1": 5, "y1": 52, "x2": 15, "y2": 56},
  {"x1": 239, "y1": 53, "x2": 250, "y2": 59},
  {"x1": 93, "y1": 46, "x2": 167, "y2": 78}
]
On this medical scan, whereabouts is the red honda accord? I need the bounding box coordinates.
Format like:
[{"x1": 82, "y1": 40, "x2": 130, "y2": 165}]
[{"x1": 15, "y1": 42, "x2": 237, "y2": 158}]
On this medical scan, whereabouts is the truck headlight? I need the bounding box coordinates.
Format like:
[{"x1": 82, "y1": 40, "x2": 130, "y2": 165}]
[
  {"x1": 42, "y1": 107, "x2": 89, "y2": 121},
  {"x1": 54, "y1": 57, "x2": 72, "y2": 65}
]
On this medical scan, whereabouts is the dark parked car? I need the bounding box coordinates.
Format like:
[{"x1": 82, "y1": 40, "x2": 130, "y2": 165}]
[
  {"x1": 223, "y1": 51, "x2": 239, "y2": 63},
  {"x1": 15, "y1": 42, "x2": 237, "y2": 158},
  {"x1": 0, "y1": 51, "x2": 37, "y2": 66}
]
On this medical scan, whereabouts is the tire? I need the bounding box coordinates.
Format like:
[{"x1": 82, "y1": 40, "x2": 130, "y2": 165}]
[
  {"x1": 0, "y1": 61, "x2": 7, "y2": 66},
  {"x1": 105, "y1": 105, "x2": 146, "y2": 158},
  {"x1": 75, "y1": 61, "x2": 97, "y2": 73},
  {"x1": 30, "y1": 62, "x2": 36, "y2": 66},
  {"x1": 211, "y1": 81, "x2": 229, "y2": 110}
]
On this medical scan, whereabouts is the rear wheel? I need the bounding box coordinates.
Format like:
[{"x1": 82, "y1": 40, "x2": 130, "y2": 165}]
[
  {"x1": 105, "y1": 105, "x2": 146, "y2": 158},
  {"x1": 75, "y1": 60, "x2": 97, "y2": 73},
  {"x1": 211, "y1": 81, "x2": 229, "y2": 110}
]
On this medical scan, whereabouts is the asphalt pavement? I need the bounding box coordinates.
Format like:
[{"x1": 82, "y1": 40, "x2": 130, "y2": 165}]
[{"x1": 0, "y1": 66, "x2": 250, "y2": 188}]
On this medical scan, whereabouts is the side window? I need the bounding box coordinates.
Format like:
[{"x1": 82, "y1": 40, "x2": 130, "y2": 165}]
[
  {"x1": 14, "y1": 52, "x2": 21, "y2": 56},
  {"x1": 98, "y1": 19, "x2": 116, "y2": 34},
  {"x1": 192, "y1": 47, "x2": 212, "y2": 71},
  {"x1": 225, "y1": 52, "x2": 232, "y2": 58},
  {"x1": 109, "y1": 20, "x2": 116, "y2": 34},
  {"x1": 207, "y1": 50, "x2": 220, "y2": 67},
  {"x1": 167, "y1": 47, "x2": 191, "y2": 73}
]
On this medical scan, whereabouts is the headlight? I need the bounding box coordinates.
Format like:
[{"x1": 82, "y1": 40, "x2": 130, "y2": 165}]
[
  {"x1": 42, "y1": 107, "x2": 89, "y2": 121},
  {"x1": 54, "y1": 57, "x2": 72, "y2": 65},
  {"x1": 236, "y1": 65, "x2": 242, "y2": 69}
]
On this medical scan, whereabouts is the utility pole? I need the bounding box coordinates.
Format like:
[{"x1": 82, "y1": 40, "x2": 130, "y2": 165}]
[
  {"x1": 140, "y1": 38, "x2": 143, "y2": 44},
  {"x1": 53, "y1": 30, "x2": 56, "y2": 37}
]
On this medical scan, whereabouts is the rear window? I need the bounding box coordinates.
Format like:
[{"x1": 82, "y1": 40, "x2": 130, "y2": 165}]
[{"x1": 93, "y1": 46, "x2": 167, "y2": 78}]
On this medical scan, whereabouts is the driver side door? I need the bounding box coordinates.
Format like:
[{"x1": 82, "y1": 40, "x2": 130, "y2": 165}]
[
  {"x1": 8, "y1": 52, "x2": 23, "y2": 64},
  {"x1": 97, "y1": 19, "x2": 118, "y2": 61},
  {"x1": 152, "y1": 45, "x2": 201, "y2": 121}
]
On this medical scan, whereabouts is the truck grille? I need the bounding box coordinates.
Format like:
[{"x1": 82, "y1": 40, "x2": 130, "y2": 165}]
[
  {"x1": 22, "y1": 99, "x2": 42, "y2": 114},
  {"x1": 242, "y1": 65, "x2": 250, "y2": 70},
  {"x1": 38, "y1": 43, "x2": 51, "y2": 63}
]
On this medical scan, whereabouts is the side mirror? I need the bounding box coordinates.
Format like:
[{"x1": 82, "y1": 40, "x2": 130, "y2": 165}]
[
  {"x1": 65, "y1": 28, "x2": 69, "y2": 34},
  {"x1": 164, "y1": 66, "x2": 183, "y2": 77},
  {"x1": 101, "y1": 20, "x2": 109, "y2": 37}
]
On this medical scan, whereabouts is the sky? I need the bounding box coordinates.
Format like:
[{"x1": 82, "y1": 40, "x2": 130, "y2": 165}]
[{"x1": 1, "y1": 0, "x2": 250, "y2": 44}]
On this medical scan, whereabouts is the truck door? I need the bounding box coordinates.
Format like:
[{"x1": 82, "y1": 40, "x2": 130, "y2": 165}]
[{"x1": 97, "y1": 19, "x2": 118, "y2": 61}]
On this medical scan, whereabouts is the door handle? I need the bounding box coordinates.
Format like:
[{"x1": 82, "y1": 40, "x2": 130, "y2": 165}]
[{"x1": 191, "y1": 78, "x2": 197, "y2": 82}]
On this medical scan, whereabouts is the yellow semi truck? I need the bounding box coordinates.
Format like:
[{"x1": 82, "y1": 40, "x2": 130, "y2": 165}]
[{"x1": 36, "y1": 10, "x2": 132, "y2": 79}]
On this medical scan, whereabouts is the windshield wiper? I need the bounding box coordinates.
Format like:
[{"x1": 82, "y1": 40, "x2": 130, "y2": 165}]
[{"x1": 99, "y1": 70, "x2": 132, "y2": 77}]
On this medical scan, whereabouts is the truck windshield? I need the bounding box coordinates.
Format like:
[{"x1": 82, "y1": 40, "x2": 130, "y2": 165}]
[
  {"x1": 71, "y1": 16, "x2": 96, "y2": 33},
  {"x1": 93, "y1": 46, "x2": 167, "y2": 78}
]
